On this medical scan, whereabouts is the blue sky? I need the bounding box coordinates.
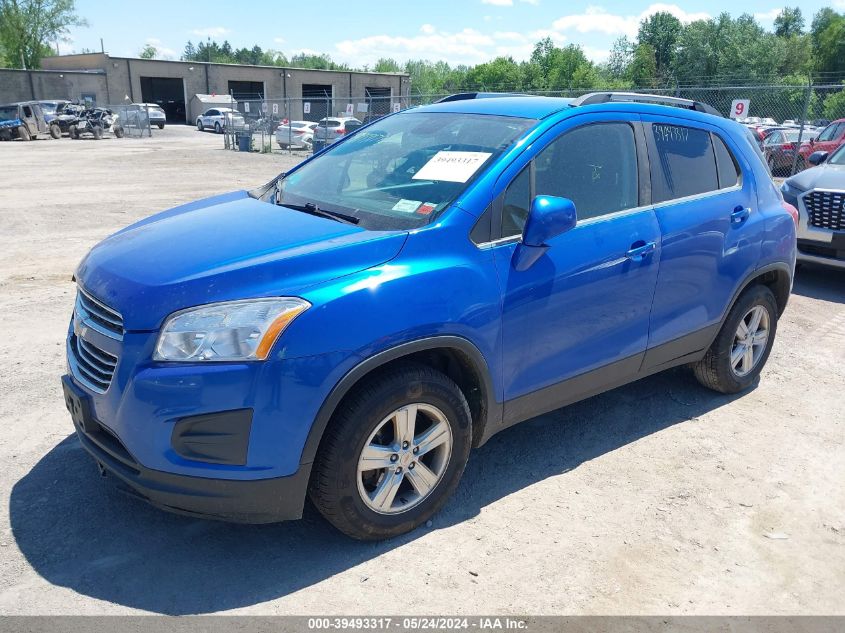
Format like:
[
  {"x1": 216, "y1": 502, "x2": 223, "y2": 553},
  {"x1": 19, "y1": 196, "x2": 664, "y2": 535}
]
[{"x1": 62, "y1": 0, "x2": 841, "y2": 66}]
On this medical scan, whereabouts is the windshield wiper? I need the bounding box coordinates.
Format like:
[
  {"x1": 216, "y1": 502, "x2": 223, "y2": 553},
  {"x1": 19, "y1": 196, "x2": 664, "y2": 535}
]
[{"x1": 280, "y1": 201, "x2": 360, "y2": 225}]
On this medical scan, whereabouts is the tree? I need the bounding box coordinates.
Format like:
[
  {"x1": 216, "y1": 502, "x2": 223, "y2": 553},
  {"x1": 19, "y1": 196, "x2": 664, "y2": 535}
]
[
  {"x1": 0, "y1": 0, "x2": 87, "y2": 69},
  {"x1": 139, "y1": 44, "x2": 157, "y2": 59},
  {"x1": 374, "y1": 58, "x2": 402, "y2": 73},
  {"x1": 606, "y1": 36, "x2": 633, "y2": 80},
  {"x1": 810, "y1": 9, "x2": 845, "y2": 75},
  {"x1": 774, "y1": 7, "x2": 804, "y2": 37},
  {"x1": 637, "y1": 11, "x2": 682, "y2": 80},
  {"x1": 629, "y1": 43, "x2": 658, "y2": 88},
  {"x1": 823, "y1": 86, "x2": 845, "y2": 120},
  {"x1": 182, "y1": 40, "x2": 196, "y2": 61}
]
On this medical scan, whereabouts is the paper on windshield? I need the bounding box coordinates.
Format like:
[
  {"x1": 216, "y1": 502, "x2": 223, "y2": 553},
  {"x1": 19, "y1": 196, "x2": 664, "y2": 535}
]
[{"x1": 412, "y1": 151, "x2": 492, "y2": 183}]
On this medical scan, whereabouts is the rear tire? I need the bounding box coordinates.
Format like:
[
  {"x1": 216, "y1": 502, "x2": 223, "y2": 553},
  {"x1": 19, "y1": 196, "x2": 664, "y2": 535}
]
[
  {"x1": 310, "y1": 363, "x2": 472, "y2": 540},
  {"x1": 92, "y1": 125, "x2": 103, "y2": 140},
  {"x1": 113, "y1": 125, "x2": 125, "y2": 138},
  {"x1": 214, "y1": 122, "x2": 222, "y2": 134},
  {"x1": 157, "y1": 123, "x2": 165, "y2": 129},
  {"x1": 693, "y1": 285, "x2": 778, "y2": 394}
]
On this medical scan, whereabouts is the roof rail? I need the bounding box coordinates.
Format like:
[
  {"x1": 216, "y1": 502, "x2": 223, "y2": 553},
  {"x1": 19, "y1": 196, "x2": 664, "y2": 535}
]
[
  {"x1": 571, "y1": 92, "x2": 722, "y2": 117},
  {"x1": 435, "y1": 92, "x2": 530, "y2": 103}
]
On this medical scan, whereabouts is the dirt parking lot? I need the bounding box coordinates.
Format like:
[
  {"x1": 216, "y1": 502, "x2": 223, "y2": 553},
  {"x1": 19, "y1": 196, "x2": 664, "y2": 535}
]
[{"x1": 0, "y1": 126, "x2": 843, "y2": 615}]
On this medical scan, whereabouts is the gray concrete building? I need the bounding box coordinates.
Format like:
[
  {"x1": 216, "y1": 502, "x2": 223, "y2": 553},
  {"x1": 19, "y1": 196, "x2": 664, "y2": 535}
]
[{"x1": 0, "y1": 53, "x2": 410, "y2": 123}]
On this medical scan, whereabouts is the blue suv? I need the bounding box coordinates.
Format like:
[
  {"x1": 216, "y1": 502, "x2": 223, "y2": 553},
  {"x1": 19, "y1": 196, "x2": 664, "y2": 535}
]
[{"x1": 62, "y1": 92, "x2": 797, "y2": 540}]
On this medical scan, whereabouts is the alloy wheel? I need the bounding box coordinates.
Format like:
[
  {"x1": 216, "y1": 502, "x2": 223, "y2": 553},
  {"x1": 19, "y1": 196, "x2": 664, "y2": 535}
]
[
  {"x1": 356, "y1": 403, "x2": 453, "y2": 515},
  {"x1": 730, "y1": 305, "x2": 770, "y2": 377}
]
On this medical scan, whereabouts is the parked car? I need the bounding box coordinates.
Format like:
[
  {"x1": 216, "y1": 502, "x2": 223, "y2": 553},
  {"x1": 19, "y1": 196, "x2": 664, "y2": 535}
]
[
  {"x1": 70, "y1": 106, "x2": 123, "y2": 140},
  {"x1": 781, "y1": 144, "x2": 845, "y2": 269},
  {"x1": 196, "y1": 107, "x2": 244, "y2": 133},
  {"x1": 135, "y1": 103, "x2": 167, "y2": 129},
  {"x1": 797, "y1": 119, "x2": 845, "y2": 171},
  {"x1": 763, "y1": 128, "x2": 805, "y2": 175},
  {"x1": 63, "y1": 92, "x2": 796, "y2": 540},
  {"x1": 313, "y1": 116, "x2": 362, "y2": 146},
  {"x1": 276, "y1": 120, "x2": 318, "y2": 149},
  {"x1": 0, "y1": 101, "x2": 60, "y2": 140}
]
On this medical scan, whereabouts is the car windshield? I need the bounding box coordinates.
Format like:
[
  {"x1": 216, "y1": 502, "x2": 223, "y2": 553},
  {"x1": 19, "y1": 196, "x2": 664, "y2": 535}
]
[
  {"x1": 277, "y1": 111, "x2": 536, "y2": 230},
  {"x1": 0, "y1": 106, "x2": 19, "y2": 122},
  {"x1": 829, "y1": 145, "x2": 845, "y2": 166},
  {"x1": 40, "y1": 102, "x2": 58, "y2": 114}
]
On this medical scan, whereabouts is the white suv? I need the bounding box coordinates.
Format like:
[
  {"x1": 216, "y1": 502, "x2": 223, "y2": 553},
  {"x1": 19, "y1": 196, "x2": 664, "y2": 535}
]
[{"x1": 196, "y1": 108, "x2": 244, "y2": 134}]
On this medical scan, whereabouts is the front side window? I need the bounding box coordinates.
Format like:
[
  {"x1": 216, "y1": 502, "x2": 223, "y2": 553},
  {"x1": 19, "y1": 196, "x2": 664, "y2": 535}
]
[
  {"x1": 536, "y1": 122, "x2": 639, "y2": 221},
  {"x1": 500, "y1": 122, "x2": 639, "y2": 236},
  {"x1": 828, "y1": 144, "x2": 845, "y2": 166},
  {"x1": 278, "y1": 111, "x2": 535, "y2": 230},
  {"x1": 651, "y1": 123, "x2": 718, "y2": 203}
]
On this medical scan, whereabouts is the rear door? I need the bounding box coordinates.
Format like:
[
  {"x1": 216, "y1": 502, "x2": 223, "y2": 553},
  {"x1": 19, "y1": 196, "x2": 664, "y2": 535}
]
[{"x1": 640, "y1": 115, "x2": 761, "y2": 369}]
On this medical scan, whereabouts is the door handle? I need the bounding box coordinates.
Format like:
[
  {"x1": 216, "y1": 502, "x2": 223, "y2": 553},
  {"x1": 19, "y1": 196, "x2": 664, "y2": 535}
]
[
  {"x1": 625, "y1": 241, "x2": 656, "y2": 260},
  {"x1": 731, "y1": 206, "x2": 751, "y2": 225}
]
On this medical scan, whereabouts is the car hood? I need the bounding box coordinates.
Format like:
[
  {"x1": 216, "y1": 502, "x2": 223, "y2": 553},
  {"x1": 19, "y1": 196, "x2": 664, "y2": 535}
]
[
  {"x1": 76, "y1": 191, "x2": 407, "y2": 330},
  {"x1": 787, "y1": 162, "x2": 845, "y2": 191}
]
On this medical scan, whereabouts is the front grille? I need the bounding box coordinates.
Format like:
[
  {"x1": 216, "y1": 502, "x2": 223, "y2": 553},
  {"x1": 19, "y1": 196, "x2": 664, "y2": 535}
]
[
  {"x1": 804, "y1": 190, "x2": 845, "y2": 231},
  {"x1": 70, "y1": 334, "x2": 118, "y2": 393},
  {"x1": 76, "y1": 288, "x2": 124, "y2": 339}
]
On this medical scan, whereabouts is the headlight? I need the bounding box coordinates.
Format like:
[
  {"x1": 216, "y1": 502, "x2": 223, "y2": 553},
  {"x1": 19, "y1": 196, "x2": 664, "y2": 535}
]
[{"x1": 154, "y1": 298, "x2": 310, "y2": 362}]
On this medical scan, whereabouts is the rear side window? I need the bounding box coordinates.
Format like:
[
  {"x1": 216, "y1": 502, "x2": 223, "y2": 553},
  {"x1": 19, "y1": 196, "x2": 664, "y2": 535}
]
[
  {"x1": 712, "y1": 134, "x2": 741, "y2": 189},
  {"x1": 651, "y1": 124, "x2": 718, "y2": 203}
]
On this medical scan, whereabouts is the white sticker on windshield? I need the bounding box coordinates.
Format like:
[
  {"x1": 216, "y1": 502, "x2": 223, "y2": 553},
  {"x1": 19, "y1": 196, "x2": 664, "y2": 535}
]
[
  {"x1": 412, "y1": 151, "x2": 492, "y2": 183},
  {"x1": 392, "y1": 199, "x2": 422, "y2": 213}
]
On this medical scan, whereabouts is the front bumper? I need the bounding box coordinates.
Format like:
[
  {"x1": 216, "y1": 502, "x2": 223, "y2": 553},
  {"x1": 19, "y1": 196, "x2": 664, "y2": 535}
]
[{"x1": 63, "y1": 374, "x2": 310, "y2": 522}]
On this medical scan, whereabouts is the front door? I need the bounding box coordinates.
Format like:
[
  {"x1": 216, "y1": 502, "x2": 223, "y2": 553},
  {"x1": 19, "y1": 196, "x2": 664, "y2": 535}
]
[{"x1": 493, "y1": 118, "x2": 661, "y2": 422}]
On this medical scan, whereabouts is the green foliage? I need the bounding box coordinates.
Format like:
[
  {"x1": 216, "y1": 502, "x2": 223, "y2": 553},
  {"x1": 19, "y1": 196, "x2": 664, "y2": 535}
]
[
  {"x1": 139, "y1": 44, "x2": 156, "y2": 59},
  {"x1": 774, "y1": 7, "x2": 804, "y2": 37},
  {"x1": 811, "y1": 9, "x2": 845, "y2": 75},
  {"x1": 0, "y1": 0, "x2": 87, "y2": 69},
  {"x1": 637, "y1": 11, "x2": 682, "y2": 79},
  {"x1": 181, "y1": 39, "x2": 291, "y2": 67},
  {"x1": 823, "y1": 87, "x2": 845, "y2": 120}
]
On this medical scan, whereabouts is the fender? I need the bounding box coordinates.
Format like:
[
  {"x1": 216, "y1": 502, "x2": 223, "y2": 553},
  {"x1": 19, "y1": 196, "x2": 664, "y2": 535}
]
[
  {"x1": 728, "y1": 261, "x2": 793, "y2": 319},
  {"x1": 299, "y1": 335, "x2": 501, "y2": 466}
]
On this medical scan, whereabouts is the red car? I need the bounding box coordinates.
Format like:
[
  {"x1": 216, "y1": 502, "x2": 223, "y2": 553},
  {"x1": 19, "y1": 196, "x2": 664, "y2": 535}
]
[
  {"x1": 798, "y1": 118, "x2": 845, "y2": 170},
  {"x1": 762, "y1": 128, "x2": 805, "y2": 175}
]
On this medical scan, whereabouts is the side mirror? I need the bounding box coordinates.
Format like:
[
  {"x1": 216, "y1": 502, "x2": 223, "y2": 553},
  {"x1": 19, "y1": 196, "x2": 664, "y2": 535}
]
[
  {"x1": 808, "y1": 151, "x2": 829, "y2": 166},
  {"x1": 514, "y1": 196, "x2": 577, "y2": 271}
]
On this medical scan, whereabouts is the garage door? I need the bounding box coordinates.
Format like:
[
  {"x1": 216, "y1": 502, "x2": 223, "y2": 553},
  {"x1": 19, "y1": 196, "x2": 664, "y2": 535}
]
[
  {"x1": 302, "y1": 84, "x2": 332, "y2": 121},
  {"x1": 140, "y1": 77, "x2": 186, "y2": 123}
]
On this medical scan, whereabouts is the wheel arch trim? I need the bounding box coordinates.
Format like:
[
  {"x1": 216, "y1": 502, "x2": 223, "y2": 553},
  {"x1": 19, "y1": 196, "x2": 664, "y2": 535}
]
[{"x1": 299, "y1": 335, "x2": 500, "y2": 466}]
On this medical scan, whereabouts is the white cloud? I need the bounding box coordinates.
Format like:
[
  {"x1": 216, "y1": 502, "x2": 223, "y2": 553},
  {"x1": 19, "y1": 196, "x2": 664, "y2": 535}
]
[
  {"x1": 273, "y1": 37, "x2": 285, "y2": 45},
  {"x1": 143, "y1": 37, "x2": 177, "y2": 60},
  {"x1": 334, "y1": 26, "x2": 564, "y2": 67},
  {"x1": 553, "y1": 3, "x2": 709, "y2": 38},
  {"x1": 190, "y1": 26, "x2": 230, "y2": 38},
  {"x1": 753, "y1": 8, "x2": 780, "y2": 23},
  {"x1": 482, "y1": 0, "x2": 513, "y2": 5}
]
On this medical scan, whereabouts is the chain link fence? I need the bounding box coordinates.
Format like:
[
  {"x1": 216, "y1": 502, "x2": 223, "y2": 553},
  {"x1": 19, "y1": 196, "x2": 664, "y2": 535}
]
[
  {"x1": 219, "y1": 82, "x2": 845, "y2": 176},
  {"x1": 104, "y1": 104, "x2": 153, "y2": 138}
]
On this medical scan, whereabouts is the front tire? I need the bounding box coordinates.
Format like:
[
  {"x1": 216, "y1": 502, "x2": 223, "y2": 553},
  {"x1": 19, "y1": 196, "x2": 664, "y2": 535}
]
[
  {"x1": 157, "y1": 123, "x2": 165, "y2": 129},
  {"x1": 49, "y1": 124, "x2": 61, "y2": 139},
  {"x1": 693, "y1": 285, "x2": 778, "y2": 394},
  {"x1": 196, "y1": 119, "x2": 204, "y2": 131},
  {"x1": 17, "y1": 125, "x2": 30, "y2": 141},
  {"x1": 310, "y1": 363, "x2": 472, "y2": 540},
  {"x1": 92, "y1": 125, "x2": 103, "y2": 140}
]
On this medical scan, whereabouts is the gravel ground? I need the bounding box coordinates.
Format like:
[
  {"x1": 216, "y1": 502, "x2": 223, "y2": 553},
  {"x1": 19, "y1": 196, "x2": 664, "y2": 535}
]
[{"x1": 0, "y1": 126, "x2": 843, "y2": 616}]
